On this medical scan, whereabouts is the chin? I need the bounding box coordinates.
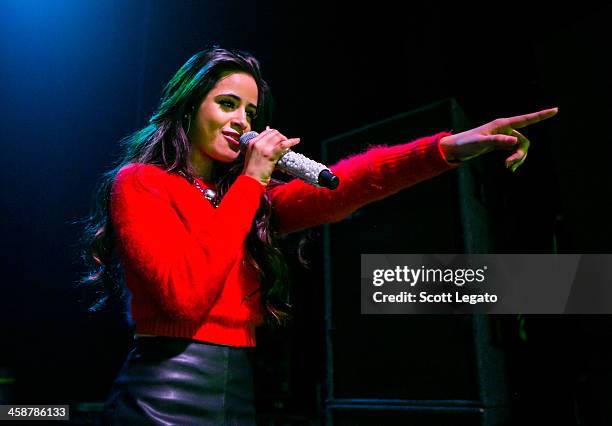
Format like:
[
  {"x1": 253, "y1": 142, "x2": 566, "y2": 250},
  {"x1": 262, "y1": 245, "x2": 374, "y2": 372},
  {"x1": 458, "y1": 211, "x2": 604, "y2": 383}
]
[{"x1": 212, "y1": 150, "x2": 240, "y2": 164}]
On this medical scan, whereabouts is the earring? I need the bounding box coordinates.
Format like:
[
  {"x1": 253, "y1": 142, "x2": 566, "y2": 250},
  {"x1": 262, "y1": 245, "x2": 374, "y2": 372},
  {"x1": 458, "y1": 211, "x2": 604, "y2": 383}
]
[{"x1": 184, "y1": 113, "x2": 191, "y2": 134}]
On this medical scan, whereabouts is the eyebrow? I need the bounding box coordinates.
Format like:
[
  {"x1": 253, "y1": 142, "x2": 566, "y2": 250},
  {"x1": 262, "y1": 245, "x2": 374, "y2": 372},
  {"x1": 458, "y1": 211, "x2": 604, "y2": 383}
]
[{"x1": 216, "y1": 93, "x2": 257, "y2": 110}]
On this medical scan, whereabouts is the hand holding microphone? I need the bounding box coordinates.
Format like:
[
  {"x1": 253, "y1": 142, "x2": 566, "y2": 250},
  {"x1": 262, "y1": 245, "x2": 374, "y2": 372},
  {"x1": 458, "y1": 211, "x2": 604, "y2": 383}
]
[{"x1": 240, "y1": 128, "x2": 339, "y2": 189}]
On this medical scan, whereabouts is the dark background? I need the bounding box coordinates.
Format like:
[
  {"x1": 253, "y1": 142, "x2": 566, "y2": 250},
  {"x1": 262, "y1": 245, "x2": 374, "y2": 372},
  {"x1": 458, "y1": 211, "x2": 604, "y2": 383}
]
[{"x1": 1, "y1": 0, "x2": 611, "y2": 424}]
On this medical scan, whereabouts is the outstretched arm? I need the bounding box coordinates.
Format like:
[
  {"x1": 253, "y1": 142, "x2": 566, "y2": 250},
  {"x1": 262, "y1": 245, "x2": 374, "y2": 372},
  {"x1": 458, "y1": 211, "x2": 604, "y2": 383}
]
[
  {"x1": 268, "y1": 107, "x2": 558, "y2": 235},
  {"x1": 269, "y1": 132, "x2": 457, "y2": 235}
]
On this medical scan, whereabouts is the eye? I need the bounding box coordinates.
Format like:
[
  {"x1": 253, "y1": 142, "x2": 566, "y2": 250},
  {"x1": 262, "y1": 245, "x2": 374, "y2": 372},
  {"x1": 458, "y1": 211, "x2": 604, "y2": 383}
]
[
  {"x1": 247, "y1": 110, "x2": 258, "y2": 121},
  {"x1": 218, "y1": 99, "x2": 236, "y2": 109}
]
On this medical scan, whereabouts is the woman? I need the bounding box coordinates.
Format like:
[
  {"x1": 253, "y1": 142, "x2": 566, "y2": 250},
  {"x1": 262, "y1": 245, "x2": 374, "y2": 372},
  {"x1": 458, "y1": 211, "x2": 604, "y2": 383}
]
[{"x1": 81, "y1": 47, "x2": 557, "y2": 424}]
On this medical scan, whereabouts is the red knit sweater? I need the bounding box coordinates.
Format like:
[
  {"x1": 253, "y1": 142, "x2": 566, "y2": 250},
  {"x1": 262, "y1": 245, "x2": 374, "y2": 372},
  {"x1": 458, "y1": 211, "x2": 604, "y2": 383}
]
[{"x1": 110, "y1": 132, "x2": 456, "y2": 347}]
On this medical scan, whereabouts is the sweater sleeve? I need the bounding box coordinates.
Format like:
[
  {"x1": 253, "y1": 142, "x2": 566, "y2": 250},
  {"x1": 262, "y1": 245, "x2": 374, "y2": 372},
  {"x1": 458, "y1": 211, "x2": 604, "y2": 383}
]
[
  {"x1": 110, "y1": 164, "x2": 265, "y2": 321},
  {"x1": 268, "y1": 132, "x2": 457, "y2": 235}
]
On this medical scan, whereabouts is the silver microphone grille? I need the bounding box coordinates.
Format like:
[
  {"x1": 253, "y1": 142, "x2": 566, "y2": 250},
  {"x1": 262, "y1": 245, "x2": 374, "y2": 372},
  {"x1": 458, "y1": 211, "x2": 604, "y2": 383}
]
[{"x1": 238, "y1": 131, "x2": 259, "y2": 151}]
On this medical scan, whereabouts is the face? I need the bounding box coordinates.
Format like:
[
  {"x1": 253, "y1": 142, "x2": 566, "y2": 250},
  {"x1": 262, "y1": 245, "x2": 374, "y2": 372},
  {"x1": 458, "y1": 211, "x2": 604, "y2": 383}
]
[{"x1": 189, "y1": 71, "x2": 259, "y2": 165}]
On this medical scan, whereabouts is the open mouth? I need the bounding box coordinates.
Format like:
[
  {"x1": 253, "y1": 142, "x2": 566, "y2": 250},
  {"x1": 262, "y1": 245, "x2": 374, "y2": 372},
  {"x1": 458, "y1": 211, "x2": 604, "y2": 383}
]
[{"x1": 222, "y1": 130, "x2": 242, "y2": 151}]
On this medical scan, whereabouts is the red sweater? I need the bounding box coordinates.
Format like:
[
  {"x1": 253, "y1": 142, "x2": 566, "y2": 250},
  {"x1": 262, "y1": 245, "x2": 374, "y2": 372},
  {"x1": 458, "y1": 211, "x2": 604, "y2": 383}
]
[{"x1": 110, "y1": 132, "x2": 456, "y2": 347}]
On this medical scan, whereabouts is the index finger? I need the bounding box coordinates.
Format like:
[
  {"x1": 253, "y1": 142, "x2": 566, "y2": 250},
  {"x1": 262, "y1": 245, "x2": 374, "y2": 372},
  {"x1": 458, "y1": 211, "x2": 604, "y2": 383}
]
[
  {"x1": 251, "y1": 127, "x2": 282, "y2": 142},
  {"x1": 505, "y1": 107, "x2": 558, "y2": 129}
]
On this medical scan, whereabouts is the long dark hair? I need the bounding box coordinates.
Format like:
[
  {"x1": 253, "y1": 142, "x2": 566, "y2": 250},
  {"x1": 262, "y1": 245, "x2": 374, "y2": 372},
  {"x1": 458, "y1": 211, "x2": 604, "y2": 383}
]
[{"x1": 79, "y1": 47, "x2": 291, "y2": 325}]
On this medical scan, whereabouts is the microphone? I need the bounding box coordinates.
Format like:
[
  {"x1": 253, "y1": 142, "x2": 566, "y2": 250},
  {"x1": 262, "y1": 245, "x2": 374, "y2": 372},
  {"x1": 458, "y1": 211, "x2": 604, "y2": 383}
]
[{"x1": 239, "y1": 131, "x2": 339, "y2": 190}]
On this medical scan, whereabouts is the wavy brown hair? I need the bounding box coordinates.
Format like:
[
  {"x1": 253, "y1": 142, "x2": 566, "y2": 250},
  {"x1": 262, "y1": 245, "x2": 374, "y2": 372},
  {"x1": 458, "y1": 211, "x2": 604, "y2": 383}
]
[{"x1": 79, "y1": 47, "x2": 291, "y2": 325}]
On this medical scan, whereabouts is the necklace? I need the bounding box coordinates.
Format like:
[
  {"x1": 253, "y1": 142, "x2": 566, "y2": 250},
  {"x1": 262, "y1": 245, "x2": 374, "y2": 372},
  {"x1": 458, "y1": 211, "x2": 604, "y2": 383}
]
[{"x1": 178, "y1": 171, "x2": 218, "y2": 208}]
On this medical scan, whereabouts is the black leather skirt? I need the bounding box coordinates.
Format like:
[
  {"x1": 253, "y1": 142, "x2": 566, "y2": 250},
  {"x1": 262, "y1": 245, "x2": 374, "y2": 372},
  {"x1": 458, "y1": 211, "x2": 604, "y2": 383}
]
[{"x1": 104, "y1": 335, "x2": 256, "y2": 425}]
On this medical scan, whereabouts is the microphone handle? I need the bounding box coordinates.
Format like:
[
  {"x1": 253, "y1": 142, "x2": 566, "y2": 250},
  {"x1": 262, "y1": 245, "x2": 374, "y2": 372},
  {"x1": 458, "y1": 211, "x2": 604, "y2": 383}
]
[{"x1": 277, "y1": 150, "x2": 332, "y2": 188}]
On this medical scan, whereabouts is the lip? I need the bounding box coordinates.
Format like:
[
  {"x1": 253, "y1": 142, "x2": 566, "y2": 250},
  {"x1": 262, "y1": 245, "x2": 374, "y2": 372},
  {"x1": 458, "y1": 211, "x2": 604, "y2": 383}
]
[
  {"x1": 222, "y1": 131, "x2": 241, "y2": 147},
  {"x1": 222, "y1": 130, "x2": 241, "y2": 140},
  {"x1": 223, "y1": 135, "x2": 241, "y2": 149}
]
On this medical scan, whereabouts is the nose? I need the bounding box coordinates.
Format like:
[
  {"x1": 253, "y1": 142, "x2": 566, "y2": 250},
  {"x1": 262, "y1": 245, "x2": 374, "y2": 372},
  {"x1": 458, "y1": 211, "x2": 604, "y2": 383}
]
[{"x1": 231, "y1": 109, "x2": 249, "y2": 132}]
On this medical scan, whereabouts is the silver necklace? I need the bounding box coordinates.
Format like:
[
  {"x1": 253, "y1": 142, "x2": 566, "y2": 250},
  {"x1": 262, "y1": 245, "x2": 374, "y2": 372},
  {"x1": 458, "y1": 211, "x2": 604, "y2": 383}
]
[{"x1": 178, "y1": 171, "x2": 218, "y2": 208}]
